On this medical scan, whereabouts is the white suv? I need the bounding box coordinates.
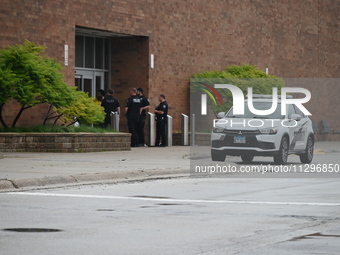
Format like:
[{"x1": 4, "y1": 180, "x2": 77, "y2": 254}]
[{"x1": 211, "y1": 95, "x2": 314, "y2": 164}]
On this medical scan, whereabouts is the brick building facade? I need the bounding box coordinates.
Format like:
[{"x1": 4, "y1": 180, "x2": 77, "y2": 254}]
[{"x1": 1, "y1": 0, "x2": 339, "y2": 134}]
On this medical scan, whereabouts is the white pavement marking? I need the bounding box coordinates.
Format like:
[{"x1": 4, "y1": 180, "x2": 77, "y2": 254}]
[{"x1": 5, "y1": 192, "x2": 340, "y2": 206}]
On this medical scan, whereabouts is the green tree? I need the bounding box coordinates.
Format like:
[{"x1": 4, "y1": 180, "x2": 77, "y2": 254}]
[
  {"x1": 55, "y1": 88, "x2": 105, "y2": 126},
  {"x1": 0, "y1": 60, "x2": 18, "y2": 127},
  {"x1": 0, "y1": 41, "x2": 106, "y2": 128},
  {"x1": 191, "y1": 64, "x2": 285, "y2": 115},
  {"x1": 0, "y1": 40, "x2": 76, "y2": 128}
]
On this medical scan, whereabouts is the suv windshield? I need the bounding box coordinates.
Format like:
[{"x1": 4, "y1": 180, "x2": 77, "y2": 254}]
[{"x1": 226, "y1": 102, "x2": 285, "y2": 119}]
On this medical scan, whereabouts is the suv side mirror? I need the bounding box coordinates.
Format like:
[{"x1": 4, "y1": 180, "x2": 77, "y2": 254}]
[
  {"x1": 291, "y1": 114, "x2": 301, "y2": 121},
  {"x1": 217, "y1": 112, "x2": 226, "y2": 119}
]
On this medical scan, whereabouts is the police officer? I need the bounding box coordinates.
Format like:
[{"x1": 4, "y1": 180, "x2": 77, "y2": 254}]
[
  {"x1": 95, "y1": 89, "x2": 105, "y2": 103},
  {"x1": 125, "y1": 88, "x2": 141, "y2": 147},
  {"x1": 136, "y1": 87, "x2": 150, "y2": 147},
  {"x1": 101, "y1": 89, "x2": 120, "y2": 128},
  {"x1": 154, "y1": 94, "x2": 168, "y2": 147}
]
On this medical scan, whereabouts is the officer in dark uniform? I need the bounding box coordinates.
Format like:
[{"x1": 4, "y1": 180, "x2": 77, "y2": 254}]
[
  {"x1": 125, "y1": 88, "x2": 141, "y2": 147},
  {"x1": 101, "y1": 89, "x2": 120, "y2": 128},
  {"x1": 136, "y1": 87, "x2": 150, "y2": 147},
  {"x1": 96, "y1": 89, "x2": 105, "y2": 103},
  {"x1": 154, "y1": 94, "x2": 168, "y2": 147}
]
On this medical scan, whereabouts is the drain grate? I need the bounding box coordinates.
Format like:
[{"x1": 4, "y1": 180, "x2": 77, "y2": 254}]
[{"x1": 2, "y1": 228, "x2": 62, "y2": 233}]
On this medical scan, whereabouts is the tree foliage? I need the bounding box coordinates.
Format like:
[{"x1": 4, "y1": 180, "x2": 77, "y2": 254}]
[
  {"x1": 0, "y1": 41, "x2": 104, "y2": 128},
  {"x1": 55, "y1": 88, "x2": 105, "y2": 126},
  {"x1": 191, "y1": 64, "x2": 285, "y2": 115}
]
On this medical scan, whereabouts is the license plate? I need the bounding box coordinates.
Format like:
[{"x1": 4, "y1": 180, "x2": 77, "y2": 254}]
[{"x1": 234, "y1": 136, "x2": 246, "y2": 144}]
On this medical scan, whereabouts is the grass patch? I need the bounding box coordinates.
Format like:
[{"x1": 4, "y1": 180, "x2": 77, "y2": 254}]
[{"x1": 0, "y1": 125, "x2": 118, "y2": 133}]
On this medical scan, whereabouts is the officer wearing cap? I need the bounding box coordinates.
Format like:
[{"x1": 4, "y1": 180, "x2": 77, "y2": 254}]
[
  {"x1": 136, "y1": 87, "x2": 150, "y2": 147},
  {"x1": 125, "y1": 88, "x2": 141, "y2": 147},
  {"x1": 154, "y1": 94, "x2": 168, "y2": 147}
]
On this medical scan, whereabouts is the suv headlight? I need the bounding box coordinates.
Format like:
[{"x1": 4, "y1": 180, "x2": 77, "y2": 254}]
[
  {"x1": 259, "y1": 127, "x2": 278, "y2": 134},
  {"x1": 213, "y1": 127, "x2": 225, "y2": 133}
]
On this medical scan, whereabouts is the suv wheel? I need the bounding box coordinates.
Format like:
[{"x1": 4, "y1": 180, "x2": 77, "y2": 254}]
[
  {"x1": 211, "y1": 150, "x2": 226, "y2": 162},
  {"x1": 299, "y1": 136, "x2": 314, "y2": 163},
  {"x1": 241, "y1": 155, "x2": 254, "y2": 163},
  {"x1": 274, "y1": 136, "x2": 289, "y2": 165}
]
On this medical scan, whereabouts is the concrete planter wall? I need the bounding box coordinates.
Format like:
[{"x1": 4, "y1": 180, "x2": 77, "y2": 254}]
[{"x1": 0, "y1": 133, "x2": 131, "y2": 152}]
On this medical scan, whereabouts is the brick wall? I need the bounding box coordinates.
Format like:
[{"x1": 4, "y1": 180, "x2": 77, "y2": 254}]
[
  {"x1": 0, "y1": 0, "x2": 339, "y2": 131},
  {"x1": 110, "y1": 37, "x2": 150, "y2": 133},
  {"x1": 0, "y1": 133, "x2": 131, "y2": 152}
]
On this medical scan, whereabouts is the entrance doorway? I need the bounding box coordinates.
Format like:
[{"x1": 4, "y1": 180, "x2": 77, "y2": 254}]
[
  {"x1": 74, "y1": 27, "x2": 149, "y2": 135},
  {"x1": 75, "y1": 70, "x2": 104, "y2": 97},
  {"x1": 75, "y1": 32, "x2": 110, "y2": 97}
]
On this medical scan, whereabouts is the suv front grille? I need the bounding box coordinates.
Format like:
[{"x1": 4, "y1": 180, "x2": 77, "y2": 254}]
[
  {"x1": 212, "y1": 131, "x2": 275, "y2": 150},
  {"x1": 223, "y1": 130, "x2": 260, "y2": 135}
]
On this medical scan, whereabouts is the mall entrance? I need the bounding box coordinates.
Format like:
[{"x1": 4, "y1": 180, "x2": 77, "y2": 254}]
[
  {"x1": 75, "y1": 29, "x2": 112, "y2": 97},
  {"x1": 74, "y1": 27, "x2": 150, "y2": 133},
  {"x1": 75, "y1": 70, "x2": 105, "y2": 98}
]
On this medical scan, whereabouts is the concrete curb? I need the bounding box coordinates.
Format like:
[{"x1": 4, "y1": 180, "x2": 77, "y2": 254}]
[
  {"x1": 0, "y1": 169, "x2": 190, "y2": 192},
  {"x1": 0, "y1": 180, "x2": 15, "y2": 190}
]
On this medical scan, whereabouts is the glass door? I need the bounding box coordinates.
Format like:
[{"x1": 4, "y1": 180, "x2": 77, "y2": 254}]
[
  {"x1": 75, "y1": 74, "x2": 82, "y2": 92},
  {"x1": 95, "y1": 72, "x2": 104, "y2": 95},
  {"x1": 75, "y1": 71, "x2": 95, "y2": 97},
  {"x1": 75, "y1": 34, "x2": 110, "y2": 97},
  {"x1": 83, "y1": 76, "x2": 93, "y2": 96}
]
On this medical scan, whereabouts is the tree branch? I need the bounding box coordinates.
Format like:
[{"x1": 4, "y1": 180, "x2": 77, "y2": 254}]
[
  {"x1": 0, "y1": 104, "x2": 9, "y2": 128},
  {"x1": 52, "y1": 114, "x2": 63, "y2": 127},
  {"x1": 43, "y1": 104, "x2": 54, "y2": 125},
  {"x1": 11, "y1": 105, "x2": 32, "y2": 128}
]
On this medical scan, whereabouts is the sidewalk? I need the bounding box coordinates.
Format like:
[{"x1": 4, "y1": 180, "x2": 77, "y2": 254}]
[
  {"x1": 0, "y1": 142, "x2": 339, "y2": 191},
  {"x1": 0, "y1": 146, "x2": 191, "y2": 191}
]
